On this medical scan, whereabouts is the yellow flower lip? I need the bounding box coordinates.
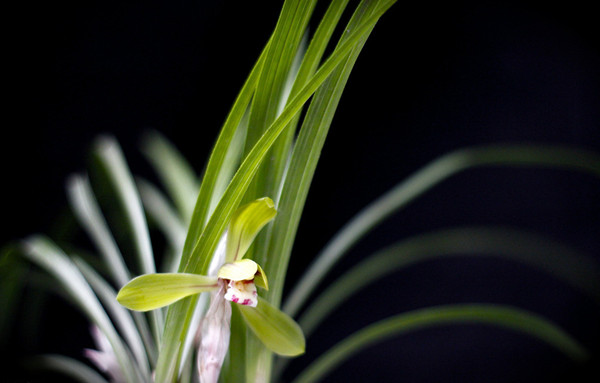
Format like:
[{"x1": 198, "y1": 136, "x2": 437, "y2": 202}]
[
  {"x1": 217, "y1": 259, "x2": 269, "y2": 291},
  {"x1": 217, "y1": 259, "x2": 258, "y2": 281}
]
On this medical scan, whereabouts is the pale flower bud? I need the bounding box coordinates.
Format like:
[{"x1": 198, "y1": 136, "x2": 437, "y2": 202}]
[{"x1": 198, "y1": 280, "x2": 232, "y2": 383}]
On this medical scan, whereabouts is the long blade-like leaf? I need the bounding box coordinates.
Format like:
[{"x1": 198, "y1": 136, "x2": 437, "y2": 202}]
[
  {"x1": 21, "y1": 236, "x2": 145, "y2": 383},
  {"x1": 28, "y1": 355, "x2": 109, "y2": 383},
  {"x1": 141, "y1": 131, "x2": 199, "y2": 223},
  {"x1": 156, "y1": 3, "x2": 398, "y2": 379},
  {"x1": 179, "y1": 41, "x2": 269, "y2": 271},
  {"x1": 292, "y1": 304, "x2": 588, "y2": 383},
  {"x1": 94, "y1": 136, "x2": 163, "y2": 343},
  {"x1": 298, "y1": 227, "x2": 600, "y2": 338},
  {"x1": 284, "y1": 145, "x2": 600, "y2": 317},
  {"x1": 67, "y1": 175, "x2": 131, "y2": 287},
  {"x1": 94, "y1": 137, "x2": 156, "y2": 275},
  {"x1": 76, "y1": 258, "x2": 155, "y2": 371},
  {"x1": 265, "y1": 0, "x2": 382, "y2": 307},
  {"x1": 247, "y1": 2, "x2": 392, "y2": 379},
  {"x1": 138, "y1": 179, "x2": 187, "y2": 261}
]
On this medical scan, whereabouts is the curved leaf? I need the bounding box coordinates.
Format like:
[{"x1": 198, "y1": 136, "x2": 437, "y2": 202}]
[
  {"x1": 299, "y1": 227, "x2": 600, "y2": 337},
  {"x1": 141, "y1": 131, "x2": 199, "y2": 223},
  {"x1": 292, "y1": 304, "x2": 588, "y2": 383},
  {"x1": 284, "y1": 145, "x2": 600, "y2": 317},
  {"x1": 22, "y1": 236, "x2": 145, "y2": 383},
  {"x1": 28, "y1": 355, "x2": 108, "y2": 383}
]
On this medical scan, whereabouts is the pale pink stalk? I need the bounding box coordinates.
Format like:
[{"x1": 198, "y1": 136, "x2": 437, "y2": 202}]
[
  {"x1": 84, "y1": 325, "x2": 126, "y2": 383},
  {"x1": 198, "y1": 279, "x2": 232, "y2": 383}
]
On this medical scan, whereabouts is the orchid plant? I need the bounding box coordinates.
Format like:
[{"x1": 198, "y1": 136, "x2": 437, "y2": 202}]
[{"x1": 2, "y1": 0, "x2": 599, "y2": 382}]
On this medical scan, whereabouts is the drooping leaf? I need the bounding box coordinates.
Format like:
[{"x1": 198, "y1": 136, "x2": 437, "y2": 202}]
[
  {"x1": 298, "y1": 227, "x2": 600, "y2": 338},
  {"x1": 117, "y1": 273, "x2": 218, "y2": 312},
  {"x1": 137, "y1": 179, "x2": 187, "y2": 269},
  {"x1": 237, "y1": 297, "x2": 305, "y2": 357},
  {"x1": 28, "y1": 355, "x2": 109, "y2": 383},
  {"x1": 141, "y1": 131, "x2": 199, "y2": 223},
  {"x1": 94, "y1": 136, "x2": 156, "y2": 275},
  {"x1": 22, "y1": 236, "x2": 145, "y2": 383},
  {"x1": 75, "y1": 258, "x2": 154, "y2": 372},
  {"x1": 66, "y1": 175, "x2": 131, "y2": 288},
  {"x1": 284, "y1": 145, "x2": 600, "y2": 317},
  {"x1": 292, "y1": 304, "x2": 588, "y2": 383}
]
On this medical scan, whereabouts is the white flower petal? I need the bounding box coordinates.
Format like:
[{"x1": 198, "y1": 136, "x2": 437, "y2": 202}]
[{"x1": 224, "y1": 280, "x2": 258, "y2": 307}]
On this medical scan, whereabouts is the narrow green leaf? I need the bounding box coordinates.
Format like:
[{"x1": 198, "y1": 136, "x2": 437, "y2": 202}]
[
  {"x1": 66, "y1": 175, "x2": 131, "y2": 288},
  {"x1": 284, "y1": 145, "x2": 600, "y2": 317},
  {"x1": 117, "y1": 273, "x2": 218, "y2": 312},
  {"x1": 184, "y1": 0, "x2": 398, "y2": 277},
  {"x1": 28, "y1": 354, "x2": 109, "y2": 383},
  {"x1": 265, "y1": 0, "x2": 382, "y2": 308},
  {"x1": 75, "y1": 258, "x2": 155, "y2": 372},
  {"x1": 94, "y1": 136, "x2": 156, "y2": 275},
  {"x1": 292, "y1": 304, "x2": 588, "y2": 383},
  {"x1": 244, "y1": 0, "x2": 318, "y2": 215},
  {"x1": 180, "y1": 41, "x2": 269, "y2": 271},
  {"x1": 249, "y1": 2, "x2": 377, "y2": 380},
  {"x1": 243, "y1": 0, "x2": 316, "y2": 158},
  {"x1": 210, "y1": 108, "x2": 249, "y2": 218},
  {"x1": 237, "y1": 297, "x2": 305, "y2": 357},
  {"x1": 154, "y1": 42, "x2": 270, "y2": 383},
  {"x1": 21, "y1": 236, "x2": 145, "y2": 383},
  {"x1": 157, "y1": 4, "x2": 398, "y2": 379},
  {"x1": 93, "y1": 136, "x2": 163, "y2": 341},
  {"x1": 298, "y1": 227, "x2": 600, "y2": 338},
  {"x1": 141, "y1": 131, "x2": 199, "y2": 223},
  {"x1": 138, "y1": 179, "x2": 187, "y2": 261},
  {"x1": 226, "y1": 197, "x2": 277, "y2": 263}
]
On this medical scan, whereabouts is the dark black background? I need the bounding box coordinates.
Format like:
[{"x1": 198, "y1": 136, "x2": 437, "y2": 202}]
[{"x1": 3, "y1": 1, "x2": 599, "y2": 382}]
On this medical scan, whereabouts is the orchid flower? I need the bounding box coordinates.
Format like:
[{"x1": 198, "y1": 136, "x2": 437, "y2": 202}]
[{"x1": 116, "y1": 198, "x2": 305, "y2": 379}]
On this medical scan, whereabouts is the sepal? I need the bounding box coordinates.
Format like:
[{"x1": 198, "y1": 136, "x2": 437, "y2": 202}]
[
  {"x1": 226, "y1": 198, "x2": 277, "y2": 262},
  {"x1": 116, "y1": 273, "x2": 218, "y2": 311},
  {"x1": 237, "y1": 297, "x2": 305, "y2": 356}
]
